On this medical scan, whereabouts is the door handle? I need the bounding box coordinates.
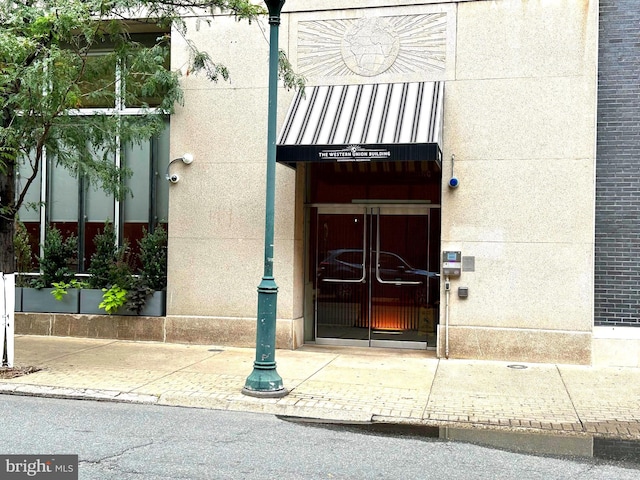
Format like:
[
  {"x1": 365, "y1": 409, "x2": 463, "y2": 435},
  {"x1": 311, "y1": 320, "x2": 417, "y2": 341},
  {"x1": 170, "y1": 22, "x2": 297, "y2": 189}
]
[{"x1": 374, "y1": 267, "x2": 421, "y2": 285}]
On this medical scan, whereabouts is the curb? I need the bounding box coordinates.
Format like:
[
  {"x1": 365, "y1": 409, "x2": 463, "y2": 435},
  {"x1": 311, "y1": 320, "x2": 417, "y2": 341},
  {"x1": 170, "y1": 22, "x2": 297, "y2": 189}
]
[
  {"x1": 0, "y1": 382, "x2": 158, "y2": 404},
  {"x1": 157, "y1": 392, "x2": 375, "y2": 423},
  {"x1": 3, "y1": 381, "x2": 640, "y2": 443}
]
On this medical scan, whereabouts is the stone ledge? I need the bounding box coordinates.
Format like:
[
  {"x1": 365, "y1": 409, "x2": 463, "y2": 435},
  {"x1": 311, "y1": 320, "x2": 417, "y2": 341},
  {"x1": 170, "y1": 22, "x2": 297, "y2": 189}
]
[
  {"x1": 165, "y1": 315, "x2": 295, "y2": 349},
  {"x1": 436, "y1": 325, "x2": 592, "y2": 365},
  {"x1": 15, "y1": 313, "x2": 164, "y2": 342},
  {"x1": 14, "y1": 313, "x2": 296, "y2": 348}
]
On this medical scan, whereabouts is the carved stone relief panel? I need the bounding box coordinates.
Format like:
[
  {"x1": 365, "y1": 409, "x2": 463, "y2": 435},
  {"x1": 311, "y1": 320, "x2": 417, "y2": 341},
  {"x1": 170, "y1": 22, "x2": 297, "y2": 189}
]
[{"x1": 296, "y1": 12, "x2": 449, "y2": 82}]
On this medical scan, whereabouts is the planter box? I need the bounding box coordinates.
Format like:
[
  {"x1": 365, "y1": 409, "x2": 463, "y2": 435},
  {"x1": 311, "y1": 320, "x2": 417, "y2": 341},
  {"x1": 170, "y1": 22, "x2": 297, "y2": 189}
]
[
  {"x1": 80, "y1": 289, "x2": 166, "y2": 317},
  {"x1": 79, "y1": 289, "x2": 105, "y2": 315},
  {"x1": 137, "y1": 290, "x2": 166, "y2": 317},
  {"x1": 22, "y1": 287, "x2": 80, "y2": 314}
]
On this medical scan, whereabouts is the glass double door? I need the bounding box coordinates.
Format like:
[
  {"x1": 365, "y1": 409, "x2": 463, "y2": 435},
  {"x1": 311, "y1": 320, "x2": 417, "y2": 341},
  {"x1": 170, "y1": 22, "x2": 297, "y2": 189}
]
[{"x1": 314, "y1": 206, "x2": 439, "y2": 348}]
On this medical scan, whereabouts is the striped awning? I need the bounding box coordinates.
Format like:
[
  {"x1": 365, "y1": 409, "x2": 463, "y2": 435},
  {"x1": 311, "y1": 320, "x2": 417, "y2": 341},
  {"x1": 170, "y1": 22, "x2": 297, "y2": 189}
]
[{"x1": 277, "y1": 82, "x2": 443, "y2": 168}]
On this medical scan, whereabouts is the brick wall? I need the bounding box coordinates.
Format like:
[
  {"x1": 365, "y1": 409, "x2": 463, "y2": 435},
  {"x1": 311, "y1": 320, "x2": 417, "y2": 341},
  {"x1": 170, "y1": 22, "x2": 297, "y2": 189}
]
[{"x1": 595, "y1": 1, "x2": 640, "y2": 326}]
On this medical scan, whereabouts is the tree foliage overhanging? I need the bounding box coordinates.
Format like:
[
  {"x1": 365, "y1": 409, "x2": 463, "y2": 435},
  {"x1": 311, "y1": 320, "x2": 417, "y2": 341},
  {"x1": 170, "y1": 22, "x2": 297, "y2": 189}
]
[{"x1": 0, "y1": 0, "x2": 303, "y2": 272}]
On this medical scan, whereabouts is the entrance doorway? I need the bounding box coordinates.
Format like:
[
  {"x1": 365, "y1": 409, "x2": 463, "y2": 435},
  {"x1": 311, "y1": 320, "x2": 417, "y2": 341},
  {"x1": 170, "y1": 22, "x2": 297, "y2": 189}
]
[{"x1": 312, "y1": 205, "x2": 439, "y2": 348}]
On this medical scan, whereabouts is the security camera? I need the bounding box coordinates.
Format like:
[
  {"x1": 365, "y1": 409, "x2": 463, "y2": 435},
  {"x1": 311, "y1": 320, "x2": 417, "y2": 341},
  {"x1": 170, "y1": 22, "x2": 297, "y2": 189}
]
[
  {"x1": 448, "y1": 177, "x2": 460, "y2": 189},
  {"x1": 165, "y1": 153, "x2": 194, "y2": 183}
]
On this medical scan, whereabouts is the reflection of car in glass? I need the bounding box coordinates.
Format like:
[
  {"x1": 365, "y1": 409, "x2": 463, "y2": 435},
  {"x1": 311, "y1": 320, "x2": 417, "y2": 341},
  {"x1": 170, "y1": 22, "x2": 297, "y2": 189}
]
[{"x1": 318, "y1": 249, "x2": 438, "y2": 302}]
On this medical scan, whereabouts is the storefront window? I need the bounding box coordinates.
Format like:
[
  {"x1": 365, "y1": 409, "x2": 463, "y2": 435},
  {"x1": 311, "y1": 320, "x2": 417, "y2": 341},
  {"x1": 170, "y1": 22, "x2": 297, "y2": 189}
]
[
  {"x1": 49, "y1": 155, "x2": 80, "y2": 242},
  {"x1": 123, "y1": 119, "x2": 170, "y2": 268},
  {"x1": 16, "y1": 30, "x2": 171, "y2": 273}
]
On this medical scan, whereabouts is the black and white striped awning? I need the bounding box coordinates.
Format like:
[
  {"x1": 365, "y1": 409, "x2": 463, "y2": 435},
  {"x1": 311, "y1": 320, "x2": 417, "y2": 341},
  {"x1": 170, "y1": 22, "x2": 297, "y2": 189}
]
[{"x1": 277, "y1": 82, "x2": 443, "y2": 168}]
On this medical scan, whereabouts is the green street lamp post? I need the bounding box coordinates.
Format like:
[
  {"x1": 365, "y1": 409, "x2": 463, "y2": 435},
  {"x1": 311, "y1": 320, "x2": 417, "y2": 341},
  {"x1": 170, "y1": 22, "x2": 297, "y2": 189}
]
[{"x1": 242, "y1": 0, "x2": 288, "y2": 398}]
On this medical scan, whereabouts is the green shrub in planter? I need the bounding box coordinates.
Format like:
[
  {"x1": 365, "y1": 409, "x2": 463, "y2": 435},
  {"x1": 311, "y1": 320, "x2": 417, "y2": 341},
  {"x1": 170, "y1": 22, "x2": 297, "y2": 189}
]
[
  {"x1": 125, "y1": 280, "x2": 155, "y2": 314},
  {"x1": 99, "y1": 284, "x2": 128, "y2": 314},
  {"x1": 124, "y1": 225, "x2": 167, "y2": 315},
  {"x1": 85, "y1": 221, "x2": 134, "y2": 314},
  {"x1": 35, "y1": 226, "x2": 77, "y2": 289},
  {"x1": 21, "y1": 226, "x2": 80, "y2": 313},
  {"x1": 51, "y1": 279, "x2": 88, "y2": 300},
  {"x1": 87, "y1": 221, "x2": 133, "y2": 291},
  {"x1": 81, "y1": 222, "x2": 167, "y2": 315},
  {"x1": 138, "y1": 225, "x2": 167, "y2": 291}
]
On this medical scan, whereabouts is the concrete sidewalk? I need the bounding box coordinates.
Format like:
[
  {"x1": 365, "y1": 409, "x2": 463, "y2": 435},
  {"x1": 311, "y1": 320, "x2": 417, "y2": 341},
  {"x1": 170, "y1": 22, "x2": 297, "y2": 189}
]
[{"x1": 2, "y1": 335, "x2": 640, "y2": 441}]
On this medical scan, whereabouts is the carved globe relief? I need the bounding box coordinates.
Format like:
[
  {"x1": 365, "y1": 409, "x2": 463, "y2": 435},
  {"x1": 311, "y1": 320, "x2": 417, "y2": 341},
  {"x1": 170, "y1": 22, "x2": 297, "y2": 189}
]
[{"x1": 341, "y1": 18, "x2": 400, "y2": 77}]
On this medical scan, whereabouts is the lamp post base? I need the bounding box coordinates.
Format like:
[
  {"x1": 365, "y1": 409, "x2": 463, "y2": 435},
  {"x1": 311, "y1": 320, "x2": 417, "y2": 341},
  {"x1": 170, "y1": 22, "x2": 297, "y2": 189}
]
[
  {"x1": 242, "y1": 364, "x2": 288, "y2": 398},
  {"x1": 241, "y1": 387, "x2": 289, "y2": 399},
  {"x1": 242, "y1": 276, "x2": 288, "y2": 398}
]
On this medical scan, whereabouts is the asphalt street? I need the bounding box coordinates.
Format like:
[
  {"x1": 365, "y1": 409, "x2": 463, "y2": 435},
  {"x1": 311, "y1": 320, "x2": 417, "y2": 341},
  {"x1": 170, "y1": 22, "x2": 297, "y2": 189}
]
[{"x1": 1, "y1": 395, "x2": 639, "y2": 480}]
